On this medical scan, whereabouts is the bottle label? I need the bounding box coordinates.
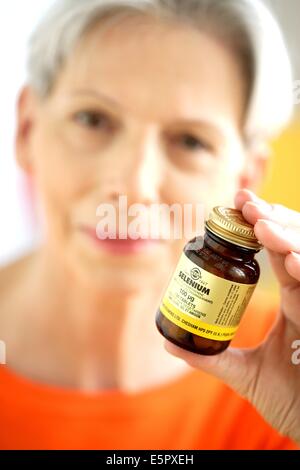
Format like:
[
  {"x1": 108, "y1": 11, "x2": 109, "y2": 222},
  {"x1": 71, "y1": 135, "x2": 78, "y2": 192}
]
[{"x1": 160, "y1": 252, "x2": 257, "y2": 341}]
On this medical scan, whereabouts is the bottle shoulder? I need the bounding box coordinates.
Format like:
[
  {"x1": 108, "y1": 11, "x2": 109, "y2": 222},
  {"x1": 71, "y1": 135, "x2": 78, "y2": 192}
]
[{"x1": 184, "y1": 241, "x2": 260, "y2": 285}]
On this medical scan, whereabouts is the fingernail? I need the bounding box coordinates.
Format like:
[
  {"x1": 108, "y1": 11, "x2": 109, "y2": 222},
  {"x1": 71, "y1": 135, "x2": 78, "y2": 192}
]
[
  {"x1": 247, "y1": 190, "x2": 259, "y2": 201},
  {"x1": 247, "y1": 200, "x2": 272, "y2": 213},
  {"x1": 243, "y1": 189, "x2": 271, "y2": 208},
  {"x1": 257, "y1": 219, "x2": 282, "y2": 231},
  {"x1": 258, "y1": 219, "x2": 296, "y2": 238},
  {"x1": 289, "y1": 251, "x2": 300, "y2": 259},
  {"x1": 242, "y1": 189, "x2": 260, "y2": 201}
]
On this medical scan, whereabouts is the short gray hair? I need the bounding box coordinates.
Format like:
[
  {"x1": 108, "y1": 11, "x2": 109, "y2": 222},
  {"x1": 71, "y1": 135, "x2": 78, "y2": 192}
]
[{"x1": 27, "y1": 0, "x2": 293, "y2": 139}]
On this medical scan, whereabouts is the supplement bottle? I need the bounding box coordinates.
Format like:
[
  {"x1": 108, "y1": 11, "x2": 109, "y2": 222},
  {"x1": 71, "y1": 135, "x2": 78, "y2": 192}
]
[{"x1": 156, "y1": 207, "x2": 262, "y2": 355}]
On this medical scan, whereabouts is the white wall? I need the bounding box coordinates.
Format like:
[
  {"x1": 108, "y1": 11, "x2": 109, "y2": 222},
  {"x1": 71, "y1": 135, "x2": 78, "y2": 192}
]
[
  {"x1": 264, "y1": 0, "x2": 300, "y2": 82},
  {"x1": 0, "y1": 0, "x2": 51, "y2": 265}
]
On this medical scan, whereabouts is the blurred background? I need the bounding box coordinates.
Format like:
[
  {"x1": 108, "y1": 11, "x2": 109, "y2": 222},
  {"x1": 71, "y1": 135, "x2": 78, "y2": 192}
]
[{"x1": 0, "y1": 0, "x2": 299, "y2": 300}]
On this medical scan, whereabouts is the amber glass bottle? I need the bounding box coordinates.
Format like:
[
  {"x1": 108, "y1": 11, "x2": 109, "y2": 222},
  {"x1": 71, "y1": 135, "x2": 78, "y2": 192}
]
[{"x1": 156, "y1": 207, "x2": 263, "y2": 355}]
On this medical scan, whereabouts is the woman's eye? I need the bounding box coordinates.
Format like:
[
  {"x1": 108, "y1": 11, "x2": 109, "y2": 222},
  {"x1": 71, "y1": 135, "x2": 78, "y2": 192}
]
[
  {"x1": 74, "y1": 111, "x2": 112, "y2": 130},
  {"x1": 177, "y1": 134, "x2": 210, "y2": 152}
]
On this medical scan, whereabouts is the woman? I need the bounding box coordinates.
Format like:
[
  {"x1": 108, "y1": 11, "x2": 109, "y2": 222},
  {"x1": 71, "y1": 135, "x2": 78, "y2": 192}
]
[{"x1": 0, "y1": 0, "x2": 299, "y2": 450}]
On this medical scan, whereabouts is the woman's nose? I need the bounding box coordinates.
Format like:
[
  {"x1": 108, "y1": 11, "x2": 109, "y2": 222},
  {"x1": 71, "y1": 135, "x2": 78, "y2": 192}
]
[{"x1": 107, "y1": 131, "x2": 164, "y2": 206}]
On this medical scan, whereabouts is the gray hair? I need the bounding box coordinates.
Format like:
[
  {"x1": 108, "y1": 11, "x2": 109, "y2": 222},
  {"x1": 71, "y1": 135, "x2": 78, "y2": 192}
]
[{"x1": 27, "y1": 0, "x2": 294, "y2": 140}]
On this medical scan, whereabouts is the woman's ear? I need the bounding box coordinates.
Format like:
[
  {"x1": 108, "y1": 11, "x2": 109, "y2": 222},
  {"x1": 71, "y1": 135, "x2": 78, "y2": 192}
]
[
  {"x1": 15, "y1": 86, "x2": 38, "y2": 175},
  {"x1": 238, "y1": 140, "x2": 271, "y2": 192}
]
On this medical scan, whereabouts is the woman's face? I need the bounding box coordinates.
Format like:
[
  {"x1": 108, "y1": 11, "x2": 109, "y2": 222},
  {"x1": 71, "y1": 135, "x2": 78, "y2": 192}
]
[{"x1": 18, "y1": 16, "x2": 257, "y2": 291}]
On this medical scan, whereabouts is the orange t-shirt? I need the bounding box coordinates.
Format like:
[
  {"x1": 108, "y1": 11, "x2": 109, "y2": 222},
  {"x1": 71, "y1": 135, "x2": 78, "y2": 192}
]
[{"x1": 0, "y1": 295, "x2": 298, "y2": 450}]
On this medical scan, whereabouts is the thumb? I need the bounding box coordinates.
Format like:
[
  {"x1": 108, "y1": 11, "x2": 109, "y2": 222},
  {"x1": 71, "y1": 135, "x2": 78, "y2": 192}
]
[{"x1": 164, "y1": 340, "x2": 259, "y2": 400}]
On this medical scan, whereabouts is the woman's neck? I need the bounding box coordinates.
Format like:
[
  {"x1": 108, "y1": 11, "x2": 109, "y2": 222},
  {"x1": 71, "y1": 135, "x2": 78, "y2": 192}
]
[{"x1": 3, "y1": 248, "x2": 191, "y2": 393}]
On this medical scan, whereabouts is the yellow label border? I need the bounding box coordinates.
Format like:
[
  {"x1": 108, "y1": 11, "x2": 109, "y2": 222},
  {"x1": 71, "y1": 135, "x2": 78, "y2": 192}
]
[{"x1": 161, "y1": 297, "x2": 238, "y2": 341}]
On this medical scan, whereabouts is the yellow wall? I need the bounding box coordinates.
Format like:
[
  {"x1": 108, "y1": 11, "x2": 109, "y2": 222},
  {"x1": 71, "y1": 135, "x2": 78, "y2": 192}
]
[
  {"x1": 257, "y1": 119, "x2": 300, "y2": 300},
  {"x1": 260, "y1": 120, "x2": 300, "y2": 210}
]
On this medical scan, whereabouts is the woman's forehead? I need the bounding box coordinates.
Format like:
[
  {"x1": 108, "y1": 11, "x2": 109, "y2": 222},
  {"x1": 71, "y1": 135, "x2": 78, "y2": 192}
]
[{"x1": 54, "y1": 18, "x2": 246, "y2": 127}]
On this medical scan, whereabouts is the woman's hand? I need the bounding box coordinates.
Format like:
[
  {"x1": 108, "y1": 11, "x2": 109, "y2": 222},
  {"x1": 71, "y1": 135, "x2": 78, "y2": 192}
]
[{"x1": 165, "y1": 189, "x2": 300, "y2": 445}]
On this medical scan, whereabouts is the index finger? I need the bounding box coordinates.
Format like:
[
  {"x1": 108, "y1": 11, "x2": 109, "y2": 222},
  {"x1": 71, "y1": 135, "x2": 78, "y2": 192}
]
[{"x1": 235, "y1": 189, "x2": 300, "y2": 228}]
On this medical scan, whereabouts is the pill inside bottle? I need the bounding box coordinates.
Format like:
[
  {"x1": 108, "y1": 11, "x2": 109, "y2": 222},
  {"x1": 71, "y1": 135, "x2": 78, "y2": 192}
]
[{"x1": 156, "y1": 206, "x2": 263, "y2": 355}]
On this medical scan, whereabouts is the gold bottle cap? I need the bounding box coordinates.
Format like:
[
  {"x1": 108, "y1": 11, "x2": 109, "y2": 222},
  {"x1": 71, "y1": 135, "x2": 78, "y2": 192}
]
[{"x1": 205, "y1": 206, "x2": 263, "y2": 250}]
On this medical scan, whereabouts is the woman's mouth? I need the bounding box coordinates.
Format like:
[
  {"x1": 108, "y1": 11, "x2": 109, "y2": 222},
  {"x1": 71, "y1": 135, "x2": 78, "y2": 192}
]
[{"x1": 79, "y1": 226, "x2": 163, "y2": 255}]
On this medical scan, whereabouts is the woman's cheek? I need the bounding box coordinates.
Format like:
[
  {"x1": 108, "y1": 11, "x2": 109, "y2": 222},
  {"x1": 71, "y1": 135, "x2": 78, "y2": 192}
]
[
  {"x1": 199, "y1": 148, "x2": 244, "y2": 199},
  {"x1": 170, "y1": 160, "x2": 228, "y2": 203},
  {"x1": 31, "y1": 128, "x2": 95, "y2": 204}
]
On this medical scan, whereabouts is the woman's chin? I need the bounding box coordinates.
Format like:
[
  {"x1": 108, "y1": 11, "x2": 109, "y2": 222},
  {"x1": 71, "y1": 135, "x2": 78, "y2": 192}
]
[
  {"x1": 71, "y1": 258, "x2": 162, "y2": 293},
  {"x1": 64, "y1": 240, "x2": 170, "y2": 290}
]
